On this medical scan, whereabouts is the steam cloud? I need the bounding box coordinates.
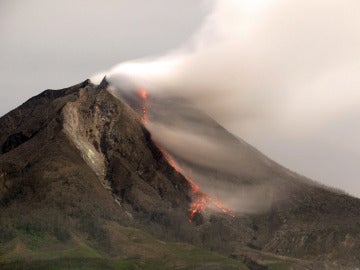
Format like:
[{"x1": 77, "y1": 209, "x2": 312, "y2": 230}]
[{"x1": 93, "y1": 0, "x2": 360, "y2": 212}]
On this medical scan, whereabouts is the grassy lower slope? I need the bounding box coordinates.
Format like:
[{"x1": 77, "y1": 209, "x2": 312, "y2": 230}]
[{"x1": 0, "y1": 224, "x2": 246, "y2": 270}]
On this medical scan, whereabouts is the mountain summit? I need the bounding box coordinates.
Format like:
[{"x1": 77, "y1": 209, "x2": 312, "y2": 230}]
[{"x1": 0, "y1": 79, "x2": 359, "y2": 269}]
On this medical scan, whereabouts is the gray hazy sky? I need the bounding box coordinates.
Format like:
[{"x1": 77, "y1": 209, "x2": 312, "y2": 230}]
[
  {"x1": 1, "y1": 0, "x2": 359, "y2": 198},
  {"x1": 0, "y1": 0, "x2": 208, "y2": 114}
]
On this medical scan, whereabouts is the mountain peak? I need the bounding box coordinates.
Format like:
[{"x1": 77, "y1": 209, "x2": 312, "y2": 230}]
[
  {"x1": 98, "y1": 76, "x2": 109, "y2": 89},
  {"x1": 1, "y1": 80, "x2": 360, "y2": 269}
]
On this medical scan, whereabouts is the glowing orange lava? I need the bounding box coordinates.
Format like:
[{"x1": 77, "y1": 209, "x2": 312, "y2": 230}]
[
  {"x1": 162, "y1": 151, "x2": 235, "y2": 222},
  {"x1": 138, "y1": 88, "x2": 148, "y2": 123},
  {"x1": 139, "y1": 88, "x2": 147, "y2": 99},
  {"x1": 138, "y1": 88, "x2": 235, "y2": 222}
]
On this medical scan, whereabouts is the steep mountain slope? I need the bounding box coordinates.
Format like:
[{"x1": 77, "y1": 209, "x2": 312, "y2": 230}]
[
  {"x1": 107, "y1": 80, "x2": 360, "y2": 268},
  {"x1": 0, "y1": 79, "x2": 359, "y2": 269},
  {"x1": 111, "y1": 81, "x2": 360, "y2": 267}
]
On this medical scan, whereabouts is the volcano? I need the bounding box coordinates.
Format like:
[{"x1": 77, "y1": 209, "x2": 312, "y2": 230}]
[{"x1": 1, "y1": 79, "x2": 360, "y2": 270}]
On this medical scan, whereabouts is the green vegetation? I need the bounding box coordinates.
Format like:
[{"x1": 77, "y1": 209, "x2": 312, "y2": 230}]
[
  {"x1": 17, "y1": 227, "x2": 47, "y2": 249},
  {"x1": 168, "y1": 243, "x2": 245, "y2": 269},
  {"x1": 0, "y1": 258, "x2": 166, "y2": 270},
  {"x1": 0, "y1": 225, "x2": 247, "y2": 270},
  {"x1": 267, "y1": 262, "x2": 292, "y2": 270}
]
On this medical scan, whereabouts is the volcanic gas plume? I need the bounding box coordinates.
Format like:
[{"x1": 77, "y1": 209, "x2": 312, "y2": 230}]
[{"x1": 94, "y1": 0, "x2": 360, "y2": 208}]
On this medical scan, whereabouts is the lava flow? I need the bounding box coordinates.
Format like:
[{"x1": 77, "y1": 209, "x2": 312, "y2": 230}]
[
  {"x1": 138, "y1": 88, "x2": 148, "y2": 123},
  {"x1": 138, "y1": 88, "x2": 235, "y2": 222},
  {"x1": 164, "y1": 152, "x2": 235, "y2": 222}
]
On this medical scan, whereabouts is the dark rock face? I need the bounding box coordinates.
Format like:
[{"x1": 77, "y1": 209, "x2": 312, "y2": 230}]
[
  {"x1": 0, "y1": 79, "x2": 360, "y2": 269},
  {"x1": 2, "y1": 132, "x2": 32, "y2": 153}
]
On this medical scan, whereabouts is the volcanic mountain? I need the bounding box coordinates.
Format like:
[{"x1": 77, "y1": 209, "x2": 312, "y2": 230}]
[{"x1": 0, "y1": 79, "x2": 359, "y2": 269}]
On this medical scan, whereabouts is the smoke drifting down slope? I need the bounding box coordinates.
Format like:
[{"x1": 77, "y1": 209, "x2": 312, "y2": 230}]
[
  {"x1": 138, "y1": 88, "x2": 235, "y2": 221},
  {"x1": 93, "y1": 0, "x2": 360, "y2": 197}
]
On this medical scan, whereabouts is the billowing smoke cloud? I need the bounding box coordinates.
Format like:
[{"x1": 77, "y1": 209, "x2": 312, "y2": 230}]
[{"x1": 93, "y1": 0, "x2": 360, "y2": 212}]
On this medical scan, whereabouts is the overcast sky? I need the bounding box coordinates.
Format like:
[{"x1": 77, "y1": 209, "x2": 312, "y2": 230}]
[
  {"x1": 1, "y1": 0, "x2": 359, "y2": 198},
  {"x1": 0, "y1": 0, "x2": 208, "y2": 114}
]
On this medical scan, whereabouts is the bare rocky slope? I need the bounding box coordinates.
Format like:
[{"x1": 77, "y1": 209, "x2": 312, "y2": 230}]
[{"x1": 0, "y1": 79, "x2": 359, "y2": 269}]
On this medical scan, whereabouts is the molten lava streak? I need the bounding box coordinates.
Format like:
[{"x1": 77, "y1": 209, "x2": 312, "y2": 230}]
[
  {"x1": 138, "y1": 88, "x2": 235, "y2": 222},
  {"x1": 139, "y1": 88, "x2": 148, "y2": 123}
]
